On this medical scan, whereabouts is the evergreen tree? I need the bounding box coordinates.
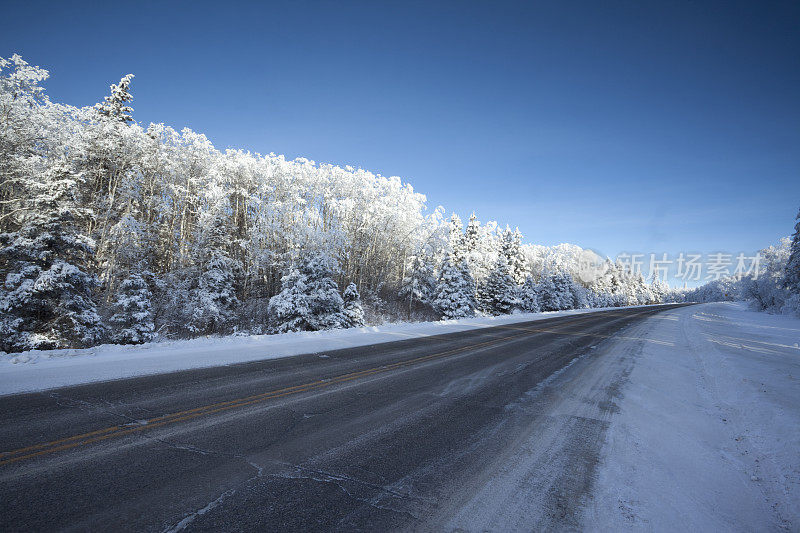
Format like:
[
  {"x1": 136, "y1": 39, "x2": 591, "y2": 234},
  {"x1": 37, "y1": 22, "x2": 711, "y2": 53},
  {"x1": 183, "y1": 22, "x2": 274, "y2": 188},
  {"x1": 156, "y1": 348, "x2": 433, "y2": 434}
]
[
  {"x1": 267, "y1": 254, "x2": 346, "y2": 333},
  {"x1": 500, "y1": 226, "x2": 527, "y2": 285},
  {"x1": 94, "y1": 74, "x2": 135, "y2": 124},
  {"x1": 109, "y1": 274, "x2": 155, "y2": 344},
  {"x1": 464, "y1": 213, "x2": 480, "y2": 254},
  {"x1": 537, "y1": 270, "x2": 575, "y2": 311},
  {"x1": 342, "y1": 282, "x2": 366, "y2": 327},
  {"x1": 448, "y1": 213, "x2": 465, "y2": 262},
  {"x1": 0, "y1": 162, "x2": 104, "y2": 352},
  {"x1": 399, "y1": 254, "x2": 435, "y2": 315},
  {"x1": 520, "y1": 275, "x2": 541, "y2": 313},
  {"x1": 785, "y1": 206, "x2": 800, "y2": 295},
  {"x1": 433, "y1": 254, "x2": 476, "y2": 319},
  {"x1": 477, "y1": 256, "x2": 518, "y2": 315},
  {"x1": 186, "y1": 214, "x2": 241, "y2": 335}
]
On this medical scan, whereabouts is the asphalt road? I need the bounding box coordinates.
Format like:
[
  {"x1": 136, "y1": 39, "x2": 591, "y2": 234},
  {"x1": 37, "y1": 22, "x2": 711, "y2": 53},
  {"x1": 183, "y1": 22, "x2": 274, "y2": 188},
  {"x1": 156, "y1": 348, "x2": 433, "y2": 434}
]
[{"x1": 0, "y1": 304, "x2": 688, "y2": 532}]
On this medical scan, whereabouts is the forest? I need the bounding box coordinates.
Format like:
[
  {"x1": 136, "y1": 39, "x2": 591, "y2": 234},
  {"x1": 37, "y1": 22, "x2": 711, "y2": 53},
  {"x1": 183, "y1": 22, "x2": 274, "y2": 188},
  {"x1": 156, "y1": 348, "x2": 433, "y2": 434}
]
[{"x1": 1, "y1": 54, "x2": 798, "y2": 353}]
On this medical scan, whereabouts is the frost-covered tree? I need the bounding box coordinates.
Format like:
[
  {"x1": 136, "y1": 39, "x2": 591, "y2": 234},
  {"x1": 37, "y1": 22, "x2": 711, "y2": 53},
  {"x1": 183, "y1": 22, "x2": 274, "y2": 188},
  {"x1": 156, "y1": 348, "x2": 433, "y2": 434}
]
[
  {"x1": 0, "y1": 163, "x2": 104, "y2": 352},
  {"x1": 477, "y1": 257, "x2": 518, "y2": 315},
  {"x1": 500, "y1": 226, "x2": 527, "y2": 285},
  {"x1": 785, "y1": 207, "x2": 800, "y2": 296},
  {"x1": 342, "y1": 282, "x2": 366, "y2": 327},
  {"x1": 433, "y1": 255, "x2": 476, "y2": 319},
  {"x1": 519, "y1": 275, "x2": 541, "y2": 313},
  {"x1": 537, "y1": 270, "x2": 577, "y2": 312},
  {"x1": 448, "y1": 213, "x2": 465, "y2": 263},
  {"x1": 464, "y1": 213, "x2": 480, "y2": 254},
  {"x1": 94, "y1": 74, "x2": 135, "y2": 124},
  {"x1": 267, "y1": 254, "x2": 346, "y2": 333},
  {"x1": 186, "y1": 214, "x2": 241, "y2": 335},
  {"x1": 109, "y1": 274, "x2": 155, "y2": 344},
  {"x1": 399, "y1": 254, "x2": 435, "y2": 315}
]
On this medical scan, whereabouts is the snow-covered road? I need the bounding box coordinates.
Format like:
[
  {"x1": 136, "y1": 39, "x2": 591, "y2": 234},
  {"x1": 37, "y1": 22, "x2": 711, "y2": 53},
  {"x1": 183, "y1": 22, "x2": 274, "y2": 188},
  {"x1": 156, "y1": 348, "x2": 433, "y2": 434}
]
[{"x1": 583, "y1": 302, "x2": 800, "y2": 531}]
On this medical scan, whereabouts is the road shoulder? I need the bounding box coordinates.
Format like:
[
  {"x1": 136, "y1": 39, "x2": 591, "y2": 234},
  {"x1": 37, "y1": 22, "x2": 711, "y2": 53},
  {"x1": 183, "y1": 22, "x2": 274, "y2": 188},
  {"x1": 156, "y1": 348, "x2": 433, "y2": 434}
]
[{"x1": 581, "y1": 302, "x2": 800, "y2": 531}]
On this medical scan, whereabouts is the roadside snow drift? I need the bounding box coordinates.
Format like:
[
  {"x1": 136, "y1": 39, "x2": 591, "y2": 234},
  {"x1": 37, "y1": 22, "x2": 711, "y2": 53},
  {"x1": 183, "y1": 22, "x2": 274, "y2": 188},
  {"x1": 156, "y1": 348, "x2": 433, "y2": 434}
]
[{"x1": 0, "y1": 306, "x2": 653, "y2": 396}]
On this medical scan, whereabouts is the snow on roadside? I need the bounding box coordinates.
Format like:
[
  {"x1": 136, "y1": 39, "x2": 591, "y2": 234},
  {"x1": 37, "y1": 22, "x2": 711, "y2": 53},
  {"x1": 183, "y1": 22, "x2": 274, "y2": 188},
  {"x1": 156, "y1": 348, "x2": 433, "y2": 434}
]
[
  {"x1": 582, "y1": 302, "x2": 800, "y2": 531},
  {"x1": 0, "y1": 305, "x2": 662, "y2": 396}
]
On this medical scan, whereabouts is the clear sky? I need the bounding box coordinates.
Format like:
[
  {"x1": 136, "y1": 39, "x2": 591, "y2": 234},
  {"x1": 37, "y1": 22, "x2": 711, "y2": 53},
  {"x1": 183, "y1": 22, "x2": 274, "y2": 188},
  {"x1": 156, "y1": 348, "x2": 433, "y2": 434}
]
[{"x1": 3, "y1": 0, "x2": 799, "y2": 279}]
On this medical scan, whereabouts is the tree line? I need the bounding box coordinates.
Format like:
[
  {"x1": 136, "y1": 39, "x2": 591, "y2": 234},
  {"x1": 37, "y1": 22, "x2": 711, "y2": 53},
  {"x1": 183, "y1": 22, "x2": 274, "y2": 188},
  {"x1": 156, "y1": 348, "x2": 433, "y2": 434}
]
[{"x1": 0, "y1": 55, "x2": 682, "y2": 353}]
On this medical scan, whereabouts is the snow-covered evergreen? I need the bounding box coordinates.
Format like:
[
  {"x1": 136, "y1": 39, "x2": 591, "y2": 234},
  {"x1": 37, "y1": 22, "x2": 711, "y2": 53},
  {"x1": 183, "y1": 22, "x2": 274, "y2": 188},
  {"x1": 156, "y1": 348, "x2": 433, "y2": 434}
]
[
  {"x1": 399, "y1": 254, "x2": 435, "y2": 315},
  {"x1": 186, "y1": 214, "x2": 241, "y2": 335},
  {"x1": 519, "y1": 276, "x2": 541, "y2": 313},
  {"x1": 342, "y1": 282, "x2": 366, "y2": 328},
  {"x1": 109, "y1": 274, "x2": 155, "y2": 344},
  {"x1": 267, "y1": 254, "x2": 346, "y2": 333},
  {"x1": 433, "y1": 255, "x2": 476, "y2": 319},
  {"x1": 477, "y1": 257, "x2": 519, "y2": 316},
  {"x1": 0, "y1": 162, "x2": 104, "y2": 351}
]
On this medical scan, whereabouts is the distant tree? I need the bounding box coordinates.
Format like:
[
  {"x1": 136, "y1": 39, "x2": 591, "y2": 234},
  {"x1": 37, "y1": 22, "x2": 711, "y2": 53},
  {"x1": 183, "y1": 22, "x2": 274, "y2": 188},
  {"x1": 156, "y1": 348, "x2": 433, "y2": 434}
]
[
  {"x1": 433, "y1": 254, "x2": 476, "y2": 319},
  {"x1": 478, "y1": 256, "x2": 518, "y2": 315},
  {"x1": 499, "y1": 226, "x2": 527, "y2": 285},
  {"x1": 785, "y1": 206, "x2": 800, "y2": 296},
  {"x1": 342, "y1": 282, "x2": 366, "y2": 327},
  {"x1": 520, "y1": 275, "x2": 541, "y2": 313},
  {"x1": 537, "y1": 270, "x2": 576, "y2": 312}
]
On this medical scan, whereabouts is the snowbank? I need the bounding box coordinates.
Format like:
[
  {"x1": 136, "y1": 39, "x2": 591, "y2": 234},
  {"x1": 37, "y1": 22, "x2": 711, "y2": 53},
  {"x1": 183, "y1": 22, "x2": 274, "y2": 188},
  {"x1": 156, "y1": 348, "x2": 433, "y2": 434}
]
[
  {"x1": 582, "y1": 302, "x2": 800, "y2": 531},
  {"x1": 0, "y1": 305, "x2": 662, "y2": 396}
]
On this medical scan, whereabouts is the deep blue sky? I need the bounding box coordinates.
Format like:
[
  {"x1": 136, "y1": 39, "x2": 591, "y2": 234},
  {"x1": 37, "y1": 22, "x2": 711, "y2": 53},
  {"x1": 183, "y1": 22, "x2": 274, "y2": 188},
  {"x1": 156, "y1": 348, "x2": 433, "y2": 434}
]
[{"x1": 3, "y1": 1, "x2": 799, "y2": 275}]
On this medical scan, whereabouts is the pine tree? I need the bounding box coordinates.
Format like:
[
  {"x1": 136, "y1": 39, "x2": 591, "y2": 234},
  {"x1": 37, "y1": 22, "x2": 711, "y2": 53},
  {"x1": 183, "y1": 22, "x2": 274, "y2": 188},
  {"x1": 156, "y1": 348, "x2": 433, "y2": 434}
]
[
  {"x1": 448, "y1": 213, "x2": 465, "y2": 263},
  {"x1": 477, "y1": 256, "x2": 518, "y2": 315},
  {"x1": 186, "y1": 214, "x2": 241, "y2": 335},
  {"x1": 537, "y1": 270, "x2": 575, "y2": 311},
  {"x1": 432, "y1": 255, "x2": 476, "y2": 319},
  {"x1": 109, "y1": 274, "x2": 155, "y2": 344},
  {"x1": 0, "y1": 162, "x2": 104, "y2": 352},
  {"x1": 399, "y1": 254, "x2": 435, "y2": 316},
  {"x1": 785, "y1": 207, "x2": 800, "y2": 295},
  {"x1": 267, "y1": 254, "x2": 346, "y2": 333},
  {"x1": 520, "y1": 275, "x2": 541, "y2": 313},
  {"x1": 94, "y1": 74, "x2": 135, "y2": 124},
  {"x1": 500, "y1": 226, "x2": 527, "y2": 285},
  {"x1": 464, "y1": 213, "x2": 480, "y2": 254},
  {"x1": 342, "y1": 282, "x2": 366, "y2": 327}
]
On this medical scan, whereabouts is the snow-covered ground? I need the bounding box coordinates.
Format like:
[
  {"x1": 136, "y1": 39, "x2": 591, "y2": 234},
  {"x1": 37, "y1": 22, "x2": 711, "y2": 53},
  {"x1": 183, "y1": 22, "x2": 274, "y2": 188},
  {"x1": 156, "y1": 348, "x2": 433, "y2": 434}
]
[
  {"x1": 0, "y1": 305, "x2": 654, "y2": 396},
  {"x1": 583, "y1": 302, "x2": 800, "y2": 531}
]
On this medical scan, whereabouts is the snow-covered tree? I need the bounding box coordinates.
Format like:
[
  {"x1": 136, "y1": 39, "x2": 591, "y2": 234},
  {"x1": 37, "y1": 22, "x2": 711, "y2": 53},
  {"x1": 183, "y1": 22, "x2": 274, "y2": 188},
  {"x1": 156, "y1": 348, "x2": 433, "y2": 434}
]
[
  {"x1": 94, "y1": 74, "x2": 135, "y2": 124},
  {"x1": 186, "y1": 214, "x2": 241, "y2": 335},
  {"x1": 519, "y1": 275, "x2": 540, "y2": 313},
  {"x1": 399, "y1": 254, "x2": 435, "y2": 315},
  {"x1": 109, "y1": 274, "x2": 155, "y2": 344},
  {"x1": 267, "y1": 254, "x2": 346, "y2": 333},
  {"x1": 342, "y1": 282, "x2": 366, "y2": 327},
  {"x1": 0, "y1": 162, "x2": 104, "y2": 352},
  {"x1": 477, "y1": 256, "x2": 518, "y2": 315},
  {"x1": 537, "y1": 270, "x2": 577, "y2": 312},
  {"x1": 433, "y1": 254, "x2": 476, "y2": 319},
  {"x1": 785, "y1": 206, "x2": 800, "y2": 296},
  {"x1": 500, "y1": 226, "x2": 527, "y2": 285}
]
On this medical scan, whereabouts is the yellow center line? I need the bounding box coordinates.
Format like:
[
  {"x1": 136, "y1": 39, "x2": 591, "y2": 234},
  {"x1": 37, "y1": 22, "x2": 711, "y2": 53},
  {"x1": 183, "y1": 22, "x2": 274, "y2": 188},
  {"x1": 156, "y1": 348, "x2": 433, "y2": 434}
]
[{"x1": 0, "y1": 308, "x2": 669, "y2": 466}]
